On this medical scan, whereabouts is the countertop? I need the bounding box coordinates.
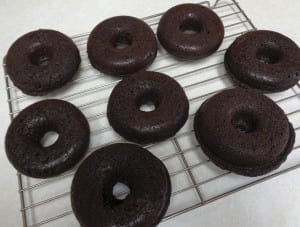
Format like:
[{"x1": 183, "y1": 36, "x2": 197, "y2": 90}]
[{"x1": 0, "y1": 0, "x2": 300, "y2": 226}]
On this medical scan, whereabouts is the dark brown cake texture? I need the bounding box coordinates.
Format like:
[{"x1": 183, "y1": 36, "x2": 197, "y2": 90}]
[
  {"x1": 87, "y1": 16, "x2": 157, "y2": 76},
  {"x1": 157, "y1": 3, "x2": 224, "y2": 59},
  {"x1": 194, "y1": 88, "x2": 295, "y2": 177},
  {"x1": 5, "y1": 100, "x2": 90, "y2": 178},
  {"x1": 6, "y1": 29, "x2": 81, "y2": 96},
  {"x1": 71, "y1": 143, "x2": 171, "y2": 227},
  {"x1": 225, "y1": 30, "x2": 300, "y2": 92},
  {"x1": 107, "y1": 71, "x2": 189, "y2": 143}
]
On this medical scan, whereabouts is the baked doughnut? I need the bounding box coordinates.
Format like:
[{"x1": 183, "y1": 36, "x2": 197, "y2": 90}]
[
  {"x1": 71, "y1": 143, "x2": 171, "y2": 227},
  {"x1": 5, "y1": 100, "x2": 90, "y2": 178},
  {"x1": 107, "y1": 71, "x2": 189, "y2": 143},
  {"x1": 225, "y1": 30, "x2": 300, "y2": 92},
  {"x1": 194, "y1": 88, "x2": 295, "y2": 176},
  {"x1": 6, "y1": 29, "x2": 81, "y2": 96},
  {"x1": 87, "y1": 16, "x2": 157, "y2": 75},
  {"x1": 157, "y1": 4, "x2": 224, "y2": 59}
]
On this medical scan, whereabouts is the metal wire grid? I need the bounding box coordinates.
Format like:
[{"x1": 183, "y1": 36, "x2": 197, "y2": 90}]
[{"x1": 2, "y1": 0, "x2": 300, "y2": 226}]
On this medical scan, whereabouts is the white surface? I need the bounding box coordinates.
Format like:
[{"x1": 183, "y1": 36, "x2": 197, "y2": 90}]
[{"x1": 0, "y1": 0, "x2": 299, "y2": 226}]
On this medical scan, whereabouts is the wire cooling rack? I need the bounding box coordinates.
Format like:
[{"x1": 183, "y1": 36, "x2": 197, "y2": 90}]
[{"x1": 3, "y1": 0, "x2": 300, "y2": 226}]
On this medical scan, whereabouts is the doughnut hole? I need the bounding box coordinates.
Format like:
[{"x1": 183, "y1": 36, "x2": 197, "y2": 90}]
[
  {"x1": 179, "y1": 18, "x2": 202, "y2": 34},
  {"x1": 40, "y1": 131, "x2": 59, "y2": 147},
  {"x1": 112, "y1": 182, "x2": 131, "y2": 200},
  {"x1": 29, "y1": 46, "x2": 53, "y2": 66},
  {"x1": 136, "y1": 91, "x2": 161, "y2": 112},
  {"x1": 256, "y1": 47, "x2": 282, "y2": 64},
  {"x1": 231, "y1": 112, "x2": 258, "y2": 133},
  {"x1": 113, "y1": 32, "x2": 132, "y2": 49},
  {"x1": 103, "y1": 181, "x2": 131, "y2": 208}
]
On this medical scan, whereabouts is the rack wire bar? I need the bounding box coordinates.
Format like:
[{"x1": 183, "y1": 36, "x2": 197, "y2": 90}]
[
  {"x1": 3, "y1": 0, "x2": 300, "y2": 226},
  {"x1": 173, "y1": 138, "x2": 204, "y2": 202}
]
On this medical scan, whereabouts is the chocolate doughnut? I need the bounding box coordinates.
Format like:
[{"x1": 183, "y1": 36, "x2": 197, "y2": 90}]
[
  {"x1": 6, "y1": 29, "x2": 81, "y2": 96},
  {"x1": 87, "y1": 16, "x2": 157, "y2": 76},
  {"x1": 71, "y1": 143, "x2": 171, "y2": 227},
  {"x1": 5, "y1": 100, "x2": 90, "y2": 178},
  {"x1": 107, "y1": 71, "x2": 189, "y2": 143},
  {"x1": 157, "y1": 4, "x2": 224, "y2": 59},
  {"x1": 225, "y1": 30, "x2": 300, "y2": 92},
  {"x1": 194, "y1": 88, "x2": 295, "y2": 177}
]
